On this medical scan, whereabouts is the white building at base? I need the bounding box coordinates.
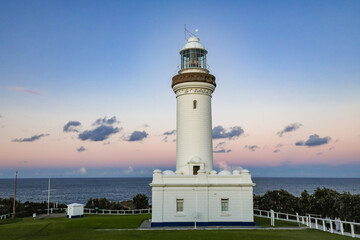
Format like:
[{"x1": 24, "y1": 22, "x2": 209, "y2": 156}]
[{"x1": 150, "y1": 36, "x2": 255, "y2": 227}]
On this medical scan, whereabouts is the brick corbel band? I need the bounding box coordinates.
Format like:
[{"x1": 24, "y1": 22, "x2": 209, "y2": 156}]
[{"x1": 172, "y1": 72, "x2": 216, "y2": 88}]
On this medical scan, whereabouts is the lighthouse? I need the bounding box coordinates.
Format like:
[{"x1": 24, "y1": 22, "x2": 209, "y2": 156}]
[
  {"x1": 173, "y1": 36, "x2": 216, "y2": 175},
  {"x1": 151, "y1": 35, "x2": 255, "y2": 227}
]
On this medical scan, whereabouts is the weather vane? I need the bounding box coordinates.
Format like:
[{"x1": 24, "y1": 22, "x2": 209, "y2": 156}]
[{"x1": 184, "y1": 24, "x2": 199, "y2": 40}]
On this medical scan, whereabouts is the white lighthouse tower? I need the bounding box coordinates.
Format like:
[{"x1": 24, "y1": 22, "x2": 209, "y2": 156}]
[
  {"x1": 151, "y1": 35, "x2": 255, "y2": 227},
  {"x1": 174, "y1": 36, "x2": 215, "y2": 175}
]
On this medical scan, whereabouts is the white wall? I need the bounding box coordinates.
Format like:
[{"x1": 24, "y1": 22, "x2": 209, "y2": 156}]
[
  {"x1": 152, "y1": 186, "x2": 254, "y2": 223},
  {"x1": 151, "y1": 170, "x2": 255, "y2": 224},
  {"x1": 173, "y1": 82, "x2": 215, "y2": 175}
]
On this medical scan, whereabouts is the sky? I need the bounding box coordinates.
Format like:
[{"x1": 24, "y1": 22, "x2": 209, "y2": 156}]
[{"x1": 0, "y1": 0, "x2": 359, "y2": 178}]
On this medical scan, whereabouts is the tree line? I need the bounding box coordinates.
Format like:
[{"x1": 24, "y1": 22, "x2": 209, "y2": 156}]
[
  {"x1": 2, "y1": 189, "x2": 360, "y2": 222},
  {"x1": 254, "y1": 187, "x2": 360, "y2": 222}
]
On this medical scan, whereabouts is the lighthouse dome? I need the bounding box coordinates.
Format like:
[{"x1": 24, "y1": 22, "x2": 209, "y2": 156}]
[{"x1": 181, "y1": 37, "x2": 206, "y2": 51}]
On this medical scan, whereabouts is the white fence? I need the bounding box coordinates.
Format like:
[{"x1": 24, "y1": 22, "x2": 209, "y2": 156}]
[
  {"x1": 0, "y1": 213, "x2": 11, "y2": 220},
  {"x1": 254, "y1": 209, "x2": 360, "y2": 238},
  {"x1": 84, "y1": 208, "x2": 151, "y2": 215}
]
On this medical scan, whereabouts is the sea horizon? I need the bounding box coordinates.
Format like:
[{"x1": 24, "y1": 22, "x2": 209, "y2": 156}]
[
  {"x1": 1, "y1": 176, "x2": 360, "y2": 180},
  {"x1": 1, "y1": 177, "x2": 360, "y2": 204}
]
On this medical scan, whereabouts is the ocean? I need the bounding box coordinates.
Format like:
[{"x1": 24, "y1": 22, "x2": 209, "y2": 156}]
[{"x1": 0, "y1": 177, "x2": 359, "y2": 205}]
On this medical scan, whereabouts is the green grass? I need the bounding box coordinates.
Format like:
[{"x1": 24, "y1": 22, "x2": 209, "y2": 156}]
[
  {"x1": 0, "y1": 214, "x2": 353, "y2": 240},
  {"x1": 254, "y1": 216, "x2": 304, "y2": 227}
]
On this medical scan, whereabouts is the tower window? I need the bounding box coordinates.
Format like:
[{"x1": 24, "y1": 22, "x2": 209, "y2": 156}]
[
  {"x1": 221, "y1": 199, "x2": 229, "y2": 213},
  {"x1": 193, "y1": 100, "x2": 197, "y2": 109},
  {"x1": 176, "y1": 199, "x2": 184, "y2": 212}
]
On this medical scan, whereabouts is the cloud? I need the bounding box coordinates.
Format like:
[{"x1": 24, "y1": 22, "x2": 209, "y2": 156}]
[
  {"x1": 276, "y1": 143, "x2": 283, "y2": 148},
  {"x1": 162, "y1": 130, "x2": 176, "y2": 142},
  {"x1": 212, "y1": 126, "x2": 244, "y2": 140},
  {"x1": 79, "y1": 125, "x2": 121, "y2": 141},
  {"x1": 93, "y1": 116, "x2": 119, "y2": 126},
  {"x1": 213, "y1": 142, "x2": 231, "y2": 153},
  {"x1": 142, "y1": 124, "x2": 150, "y2": 128},
  {"x1": 0, "y1": 114, "x2": 3, "y2": 118},
  {"x1": 214, "y1": 149, "x2": 232, "y2": 153},
  {"x1": 12, "y1": 134, "x2": 49, "y2": 142},
  {"x1": 63, "y1": 121, "x2": 81, "y2": 132},
  {"x1": 123, "y1": 166, "x2": 134, "y2": 174},
  {"x1": 217, "y1": 161, "x2": 231, "y2": 171},
  {"x1": 277, "y1": 123, "x2": 302, "y2": 137},
  {"x1": 77, "y1": 146, "x2": 86, "y2": 152},
  {"x1": 8, "y1": 86, "x2": 43, "y2": 96},
  {"x1": 164, "y1": 130, "x2": 176, "y2": 135},
  {"x1": 273, "y1": 149, "x2": 280, "y2": 153},
  {"x1": 79, "y1": 167, "x2": 87, "y2": 174},
  {"x1": 245, "y1": 145, "x2": 259, "y2": 151},
  {"x1": 295, "y1": 134, "x2": 331, "y2": 147},
  {"x1": 127, "y1": 131, "x2": 148, "y2": 141}
]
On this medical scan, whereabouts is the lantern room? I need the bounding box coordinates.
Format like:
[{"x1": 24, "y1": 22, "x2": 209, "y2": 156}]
[{"x1": 179, "y1": 37, "x2": 209, "y2": 73}]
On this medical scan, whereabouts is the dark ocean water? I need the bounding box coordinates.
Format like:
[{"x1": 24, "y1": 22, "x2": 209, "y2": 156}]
[{"x1": 0, "y1": 177, "x2": 359, "y2": 204}]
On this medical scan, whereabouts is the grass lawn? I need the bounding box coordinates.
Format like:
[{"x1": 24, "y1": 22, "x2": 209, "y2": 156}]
[
  {"x1": 254, "y1": 216, "x2": 304, "y2": 227},
  {"x1": 0, "y1": 214, "x2": 353, "y2": 240}
]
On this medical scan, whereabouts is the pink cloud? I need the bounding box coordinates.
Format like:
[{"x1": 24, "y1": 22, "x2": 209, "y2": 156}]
[{"x1": 8, "y1": 86, "x2": 43, "y2": 96}]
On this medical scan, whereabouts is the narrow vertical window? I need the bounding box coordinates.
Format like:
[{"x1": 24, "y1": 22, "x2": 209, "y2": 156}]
[
  {"x1": 221, "y1": 199, "x2": 229, "y2": 213},
  {"x1": 176, "y1": 199, "x2": 184, "y2": 212},
  {"x1": 193, "y1": 100, "x2": 197, "y2": 109}
]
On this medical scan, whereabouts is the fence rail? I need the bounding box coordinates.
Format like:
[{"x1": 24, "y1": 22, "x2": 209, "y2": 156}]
[
  {"x1": 84, "y1": 208, "x2": 151, "y2": 215},
  {"x1": 0, "y1": 213, "x2": 11, "y2": 220},
  {"x1": 254, "y1": 208, "x2": 360, "y2": 238}
]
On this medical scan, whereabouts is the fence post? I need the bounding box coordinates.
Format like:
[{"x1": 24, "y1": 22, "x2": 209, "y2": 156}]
[
  {"x1": 308, "y1": 215, "x2": 312, "y2": 228},
  {"x1": 296, "y1": 213, "x2": 299, "y2": 223},
  {"x1": 315, "y1": 218, "x2": 318, "y2": 229},
  {"x1": 351, "y1": 224, "x2": 355, "y2": 238},
  {"x1": 102, "y1": 209, "x2": 104, "y2": 214},
  {"x1": 132, "y1": 210, "x2": 134, "y2": 215},
  {"x1": 340, "y1": 221, "x2": 344, "y2": 235},
  {"x1": 270, "y1": 209, "x2": 275, "y2": 227},
  {"x1": 322, "y1": 219, "x2": 326, "y2": 231},
  {"x1": 330, "y1": 220, "x2": 333, "y2": 233}
]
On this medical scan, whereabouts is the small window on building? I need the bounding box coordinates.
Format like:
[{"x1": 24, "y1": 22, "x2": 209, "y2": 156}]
[
  {"x1": 176, "y1": 199, "x2": 184, "y2": 212},
  {"x1": 221, "y1": 199, "x2": 229, "y2": 213},
  {"x1": 193, "y1": 100, "x2": 197, "y2": 109},
  {"x1": 193, "y1": 166, "x2": 200, "y2": 175}
]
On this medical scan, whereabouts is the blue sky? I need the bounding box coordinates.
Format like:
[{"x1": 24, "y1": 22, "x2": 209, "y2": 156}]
[{"x1": 0, "y1": 0, "x2": 359, "y2": 178}]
